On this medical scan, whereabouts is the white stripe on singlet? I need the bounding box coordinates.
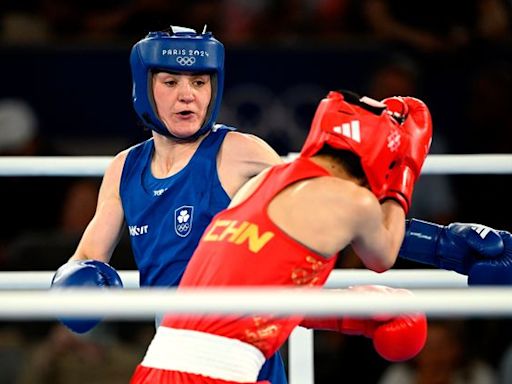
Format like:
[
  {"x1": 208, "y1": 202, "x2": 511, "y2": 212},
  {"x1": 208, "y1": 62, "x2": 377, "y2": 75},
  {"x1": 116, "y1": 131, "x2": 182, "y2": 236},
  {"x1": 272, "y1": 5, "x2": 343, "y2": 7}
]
[{"x1": 141, "y1": 327, "x2": 266, "y2": 382}]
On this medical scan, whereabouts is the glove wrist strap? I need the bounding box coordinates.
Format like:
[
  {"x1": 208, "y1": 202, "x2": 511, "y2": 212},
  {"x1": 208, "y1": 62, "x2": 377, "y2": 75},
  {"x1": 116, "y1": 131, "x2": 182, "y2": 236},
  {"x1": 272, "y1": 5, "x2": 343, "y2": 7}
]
[{"x1": 399, "y1": 218, "x2": 444, "y2": 267}]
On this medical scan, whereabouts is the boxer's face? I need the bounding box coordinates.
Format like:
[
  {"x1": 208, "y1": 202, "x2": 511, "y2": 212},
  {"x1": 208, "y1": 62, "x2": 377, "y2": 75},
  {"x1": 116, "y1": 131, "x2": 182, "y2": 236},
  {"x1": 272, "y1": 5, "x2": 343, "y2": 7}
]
[{"x1": 152, "y1": 72, "x2": 212, "y2": 138}]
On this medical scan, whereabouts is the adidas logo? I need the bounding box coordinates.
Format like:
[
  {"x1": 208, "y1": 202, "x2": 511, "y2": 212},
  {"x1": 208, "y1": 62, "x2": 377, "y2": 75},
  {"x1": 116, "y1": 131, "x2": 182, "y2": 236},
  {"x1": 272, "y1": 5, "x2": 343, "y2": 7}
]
[
  {"x1": 333, "y1": 120, "x2": 360, "y2": 142},
  {"x1": 472, "y1": 225, "x2": 491, "y2": 239}
]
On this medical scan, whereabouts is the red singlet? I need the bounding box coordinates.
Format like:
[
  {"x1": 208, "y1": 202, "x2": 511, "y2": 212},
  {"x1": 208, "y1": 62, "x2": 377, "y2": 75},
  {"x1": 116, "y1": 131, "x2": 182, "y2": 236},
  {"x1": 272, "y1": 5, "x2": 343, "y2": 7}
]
[{"x1": 163, "y1": 157, "x2": 338, "y2": 357}]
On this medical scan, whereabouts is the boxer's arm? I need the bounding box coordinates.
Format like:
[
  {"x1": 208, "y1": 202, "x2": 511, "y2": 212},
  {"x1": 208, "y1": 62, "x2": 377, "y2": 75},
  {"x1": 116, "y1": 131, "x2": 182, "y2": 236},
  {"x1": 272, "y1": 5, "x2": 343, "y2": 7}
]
[
  {"x1": 71, "y1": 151, "x2": 127, "y2": 262},
  {"x1": 351, "y1": 96, "x2": 432, "y2": 272},
  {"x1": 351, "y1": 196, "x2": 406, "y2": 273},
  {"x1": 51, "y1": 152, "x2": 127, "y2": 333},
  {"x1": 218, "y1": 132, "x2": 283, "y2": 198}
]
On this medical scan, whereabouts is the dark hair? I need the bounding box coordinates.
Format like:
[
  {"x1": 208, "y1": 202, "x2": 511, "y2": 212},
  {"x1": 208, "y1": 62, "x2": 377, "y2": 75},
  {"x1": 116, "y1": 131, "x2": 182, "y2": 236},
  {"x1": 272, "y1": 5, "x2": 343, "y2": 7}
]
[{"x1": 317, "y1": 145, "x2": 368, "y2": 184}]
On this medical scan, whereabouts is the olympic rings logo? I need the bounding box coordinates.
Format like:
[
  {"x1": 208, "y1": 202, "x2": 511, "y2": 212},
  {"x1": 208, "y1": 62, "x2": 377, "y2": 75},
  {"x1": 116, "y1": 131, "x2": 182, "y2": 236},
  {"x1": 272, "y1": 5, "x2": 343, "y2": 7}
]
[
  {"x1": 177, "y1": 223, "x2": 190, "y2": 232},
  {"x1": 387, "y1": 130, "x2": 401, "y2": 152},
  {"x1": 176, "y1": 56, "x2": 196, "y2": 66}
]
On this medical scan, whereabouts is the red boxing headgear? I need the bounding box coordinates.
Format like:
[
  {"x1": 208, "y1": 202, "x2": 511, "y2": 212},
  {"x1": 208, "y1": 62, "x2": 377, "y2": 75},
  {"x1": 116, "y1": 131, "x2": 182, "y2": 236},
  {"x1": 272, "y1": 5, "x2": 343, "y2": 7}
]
[{"x1": 300, "y1": 90, "x2": 403, "y2": 199}]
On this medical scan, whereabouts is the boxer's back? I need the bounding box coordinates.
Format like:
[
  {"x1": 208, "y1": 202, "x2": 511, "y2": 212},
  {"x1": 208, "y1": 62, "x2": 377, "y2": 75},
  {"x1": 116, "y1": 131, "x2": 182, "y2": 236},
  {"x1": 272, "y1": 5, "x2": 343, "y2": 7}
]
[{"x1": 164, "y1": 158, "x2": 339, "y2": 357}]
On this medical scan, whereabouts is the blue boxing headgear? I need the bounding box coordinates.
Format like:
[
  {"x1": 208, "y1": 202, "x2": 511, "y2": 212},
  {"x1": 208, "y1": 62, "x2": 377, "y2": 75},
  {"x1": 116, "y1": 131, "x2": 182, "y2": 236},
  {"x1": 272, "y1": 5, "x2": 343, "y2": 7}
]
[{"x1": 130, "y1": 26, "x2": 225, "y2": 140}]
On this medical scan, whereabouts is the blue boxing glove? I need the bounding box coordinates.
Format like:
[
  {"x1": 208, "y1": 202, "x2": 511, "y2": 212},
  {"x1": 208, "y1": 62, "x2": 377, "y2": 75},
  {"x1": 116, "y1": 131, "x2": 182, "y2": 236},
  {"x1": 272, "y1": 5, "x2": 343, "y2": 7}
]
[
  {"x1": 51, "y1": 260, "x2": 123, "y2": 333},
  {"x1": 399, "y1": 219, "x2": 512, "y2": 285},
  {"x1": 469, "y1": 230, "x2": 512, "y2": 285}
]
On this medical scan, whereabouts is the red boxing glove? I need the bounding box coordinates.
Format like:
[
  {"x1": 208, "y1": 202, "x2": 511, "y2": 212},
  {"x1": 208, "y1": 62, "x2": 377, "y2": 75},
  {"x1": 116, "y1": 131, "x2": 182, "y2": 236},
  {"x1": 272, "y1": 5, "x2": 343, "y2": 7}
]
[
  {"x1": 381, "y1": 97, "x2": 432, "y2": 213},
  {"x1": 339, "y1": 285, "x2": 428, "y2": 362}
]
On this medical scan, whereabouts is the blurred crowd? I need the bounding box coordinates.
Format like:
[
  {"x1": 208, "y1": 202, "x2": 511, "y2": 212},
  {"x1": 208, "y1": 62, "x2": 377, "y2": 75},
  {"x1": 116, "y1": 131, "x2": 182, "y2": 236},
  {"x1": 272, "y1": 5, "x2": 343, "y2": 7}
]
[
  {"x1": 0, "y1": 0, "x2": 511, "y2": 49},
  {"x1": 1, "y1": 0, "x2": 512, "y2": 383}
]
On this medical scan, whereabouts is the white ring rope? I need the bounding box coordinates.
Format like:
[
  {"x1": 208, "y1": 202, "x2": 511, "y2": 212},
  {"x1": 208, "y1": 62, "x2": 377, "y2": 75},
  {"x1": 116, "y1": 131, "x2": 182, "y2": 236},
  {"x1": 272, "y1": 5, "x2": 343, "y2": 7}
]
[
  {"x1": 0, "y1": 269, "x2": 465, "y2": 384},
  {"x1": 0, "y1": 156, "x2": 111, "y2": 176},
  {"x1": 0, "y1": 269, "x2": 467, "y2": 290},
  {"x1": 0, "y1": 287, "x2": 511, "y2": 319},
  {"x1": 0, "y1": 154, "x2": 511, "y2": 176}
]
